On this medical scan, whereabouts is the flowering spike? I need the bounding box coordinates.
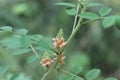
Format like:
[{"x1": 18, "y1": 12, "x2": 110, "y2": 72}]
[
  {"x1": 56, "y1": 29, "x2": 63, "y2": 38},
  {"x1": 53, "y1": 29, "x2": 67, "y2": 49}
]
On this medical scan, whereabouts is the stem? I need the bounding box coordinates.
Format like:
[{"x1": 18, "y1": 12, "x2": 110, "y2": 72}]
[
  {"x1": 58, "y1": 68, "x2": 84, "y2": 80},
  {"x1": 67, "y1": 0, "x2": 90, "y2": 44},
  {"x1": 82, "y1": 17, "x2": 103, "y2": 25},
  {"x1": 67, "y1": 18, "x2": 82, "y2": 44},
  {"x1": 41, "y1": 0, "x2": 91, "y2": 79},
  {"x1": 72, "y1": 3, "x2": 80, "y2": 31},
  {"x1": 79, "y1": 1, "x2": 84, "y2": 8},
  {"x1": 30, "y1": 44, "x2": 40, "y2": 59}
]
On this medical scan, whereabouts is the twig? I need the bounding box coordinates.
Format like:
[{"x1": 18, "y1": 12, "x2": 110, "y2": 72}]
[
  {"x1": 30, "y1": 44, "x2": 40, "y2": 59},
  {"x1": 72, "y1": 3, "x2": 80, "y2": 31},
  {"x1": 58, "y1": 68, "x2": 84, "y2": 80},
  {"x1": 82, "y1": 17, "x2": 103, "y2": 25},
  {"x1": 67, "y1": 0, "x2": 91, "y2": 44}
]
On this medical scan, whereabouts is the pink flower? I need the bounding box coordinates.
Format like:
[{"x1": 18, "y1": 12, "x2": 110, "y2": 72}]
[
  {"x1": 53, "y1": 53, "x2": 66, "y2": 65},
  {"x1": 59, "y1": 39, "x2": 67, "y2": 48},
  {"x1": 53, "y1": 37, "x2": 67, "y2": 48},
  {"x1": 40, "y1": 57, "x2": 53, "y2": 67},
  {"x1": 59, "y1": 54, "x2": 66, "y2": 65}
]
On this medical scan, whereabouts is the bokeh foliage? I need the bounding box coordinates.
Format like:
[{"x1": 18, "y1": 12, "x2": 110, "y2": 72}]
[{"x1": 0, "y1": 0, "x2": 120, "y2": 80}]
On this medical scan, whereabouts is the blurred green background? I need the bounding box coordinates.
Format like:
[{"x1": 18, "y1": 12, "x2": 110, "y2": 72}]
[{"x1": 0, "y1": 0, "x2": 120, "y2": 80}]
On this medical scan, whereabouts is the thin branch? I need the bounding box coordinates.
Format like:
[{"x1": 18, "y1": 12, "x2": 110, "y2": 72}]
[
  {"x1": 79, "y1": 1, "x2": 84, "y2": 8},
  {"x1": 72, "y1": 3, "x2": 80, "y2": 31},
  {"x1": 82, "y1": 17, "x2": 103, "y2": 25},
  {"x1": 30, "y1": 44, "x2": 40, "y2": 59},
  {"x1": 58, "y1": 68, "x2": 84, "y2": 80},
  {"x1": 67, "y1": 0, "x2": 91, "y2": 44}
]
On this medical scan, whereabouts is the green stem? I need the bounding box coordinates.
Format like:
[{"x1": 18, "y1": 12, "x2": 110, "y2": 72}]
[
  {"x1": 79, "y1": 1, "x2": 84, "y2": 8},
  {"x1": 82, "y1": 17, "x2": 103, "y2": 25},
  {"x1": 67, "y1": 0, "x2": 90, "y2": 44},
  {"x1": 58, "y1": 68, "x2": 84, "y2": 80},
  {"x1": 30, "y1": 44, "x2": 40, "y2": 59},
  {"x1": 41, "y1": 0, "x2": 91, "y2": 79},
  {"x1": 72, "y1": 3, "x2": 80, "y2": 31},
  {"x1": 67, "y1": 18, "x2": 82, "y2": 44}
]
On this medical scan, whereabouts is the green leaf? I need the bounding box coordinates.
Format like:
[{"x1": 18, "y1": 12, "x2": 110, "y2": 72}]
[
  {"x1": 73, "y1": 66, "x2": 83, "y2": 74},
  {"x1": 31, "y1": 34, "x2": 43, "y2": 41},
  {"x1": 26, "y1": 55, "x2": 37, "y2": 63},
  {"x1": 12, "y1": 3, "x2": 30, "y2": 16},
  {"x1": 86, "y1": 68, "x2": 101, "y2": 80},
  {"x1": 61, "y1": 75, "x2": 74, "y2": 80},
  {"x1": 38, "y1": 39, "x2": 50, "y2": 50},
  {"x1": 31, "y1": 35, "x2": 52, "y2": 51},
  {"x1": 105, "y1": 78, "x2": 118, "y2": 80},
  {"x1": 99, "y1": 7, "x2": 112, "y2": 16},
  {"x1": 102, "y1": 16, "x2": 117, "y2": 28},
  {"x1": 79, "y1": 12, "x2": 99, "y2": 20},
  {"x1": 38, "y1": 38, "x2": 51, "y2": 50},
  {"x1": 65, "y1": 8, "x2": 76, "y2": 15},
  {"x1": 54, "y1": 2, "x2": 76, "y2": 7},
  {"x1": 0, "y1": 31, "x2": 12, "y2": 39},
  {"x1": 12, "y1": 49, "x2": 31, "y2": 55},
  {"x1": 9, "y1": 74, "x2": 19, "y2": 80},
  {"x1": 16, "y1": 29, "x2": 28, "y2": 35},
  {"x1": 0, "y1": 65, "x2": 9, "y2": 75},
  {"x1": 1, "y1": 36, "x2": 21, "y2": 48},
  {"x1": 0, "y1": 26, "x2": 12, "y2": 31},
  {"x1": 10, "y1": 73, "x2": 32, "y2": 80},
  {"x1": 59, "y1": 72, "x2": 83, "y2": 80},
  {"x1": 20, "y1": 36, "x2": 31, "y2": 48},
  {"x1": 88, "y1": 2, "x2": 103, "y2": 7},
  {"x1": 74, "y1": 77, "x2": 83, "y2": 80},
  {"x1": 69, "y1": 53, "x2": 90, "y2": 68},
  {"x1": 6, "y1": 73, "x2": 14, "y2": 80}
]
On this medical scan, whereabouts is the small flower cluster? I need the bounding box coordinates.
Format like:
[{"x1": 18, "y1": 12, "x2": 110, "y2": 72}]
[
  {"x1": 53, "y1": 29, "x2": 67, "y2": 49},
  {"x1": 59, "y1": 53, "x2": 66, "y2": 64},
  {"x1": 40, "y1": 29, "x2": 66, "y2": 68},
  {"x1": 53, "y1": 53, "x2": 66, "y2": 65},
  {"x1": 52, "y1": 29, "x2": 66, "y2": 66},
  {"x1": 53, "y1": 37, "x2": 66, "y2": 49},
  {"x1": 40, "y1": 57, "x2": 53, "y2": 67}
]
